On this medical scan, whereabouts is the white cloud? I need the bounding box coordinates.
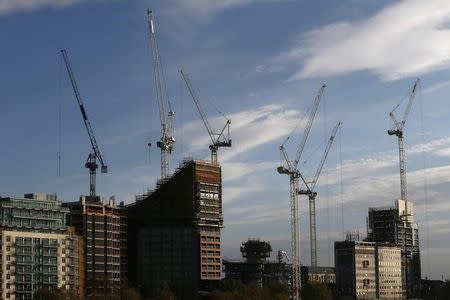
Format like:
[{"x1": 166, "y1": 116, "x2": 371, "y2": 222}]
[
  {"x1": 0, "y1": 0, "x2": 85, "y2": 15},
  {"x1": 172, "y1": 0, "x2": 288, "y2": 19},
  {"x1": 179, "y1": 104, "x2": 305, "y2": 162},
  {"x1": 280, "y1": 0, "x2": 450, "y2": 81},
  {"x1": 434, "y1": 147, "x2": 450, "y2": 157}
]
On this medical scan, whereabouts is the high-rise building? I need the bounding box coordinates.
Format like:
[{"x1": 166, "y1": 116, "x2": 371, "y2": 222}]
[
  {"x1": 367, "y1": 199, "x2": 421, "y2": 297},
  {"x1": 128, "y1": 159, "x2": 223, "y2": 300},
  {"x1": 0, "y1": 193, "x2": 82, "y2": 299},
  {"x1": 335, "y1": 240, "x2": 402, "y2": 300},
  {"x1": 64, "y1": 196, "x2": 127, "y2": 298}
]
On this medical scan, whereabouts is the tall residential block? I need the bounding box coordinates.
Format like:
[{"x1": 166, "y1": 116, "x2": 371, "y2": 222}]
[
  {"x1": 128, "y1": 159, "x2": 223, "y2": 300},
  {"x1": 367, "y1": 199, "x2": 421, "y2": 297},
  {"x1": 335, "y1": 240, "x2": 402, "y2": 300},
  {"x1": 64, "y1": 196, "x2": 127, "y2": 298},
  {"x1": 0, "y1": 193, "x2": 82, "y2": 299}
]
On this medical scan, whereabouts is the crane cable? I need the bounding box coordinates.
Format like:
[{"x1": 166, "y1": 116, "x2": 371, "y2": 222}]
[
  {"x1": 58, "y1": 54, "x2": 63, "y2": 177},
  {"x1": 322, "y1": 91, "x2": 331, "y2": 266},
  {"x1": 339, "y1": 125, "x2": 345, "y2": 240},
  {"x1": 418, "y1": 84, "x2": 431, "y2": 277}
]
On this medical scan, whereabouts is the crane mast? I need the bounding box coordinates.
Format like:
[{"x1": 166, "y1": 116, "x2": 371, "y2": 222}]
[
  {"x1": 61, "y1": 49, "x2": 107, "y2": 198},
  {"x1": 277, "y1": 84, "x2": 326, "y2": 300},
  {"x1": 387, "y1": 79, "x2": 419, "y2": 215},
  {"x1": 147, "y1": 9, "x2": 175, "y2": 180},
  {"x1": 298, "y1": 121, "x2": 341, "y2": 267},
  {"x1": 179, "y1": 69, "x2": 231, "y2": 164}
]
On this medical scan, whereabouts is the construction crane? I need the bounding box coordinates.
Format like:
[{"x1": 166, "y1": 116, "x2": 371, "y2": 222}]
[
  {"x1": 298, "y1": 121, "x2": 341, "y2": 267},
  {"x1": 179, "y1": 69, "x2": 231, "y2": 164},
  {"x1": 388, "y1": 79, "x2": 419, "y2": 215},
  {"x1": 61, "y1": 49, "x2": 107, "y2": 198},
  {"x1": 147, "y1": 9, "x2": 175, "y2": 180},
  {"x1": 278, "y1": 250, "x2": 290, "y2": 263},
  {"x1": 277, "y1": 84, "x2": 326, "y2": 300}
]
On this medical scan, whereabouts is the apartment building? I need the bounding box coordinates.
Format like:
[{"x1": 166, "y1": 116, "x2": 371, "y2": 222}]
[
  {"x1": 64, "y1": 196, "x2": 127, "y2": 298},
  {"x1": 0, "y1": 193, "x2": 82, "y2": 299}
]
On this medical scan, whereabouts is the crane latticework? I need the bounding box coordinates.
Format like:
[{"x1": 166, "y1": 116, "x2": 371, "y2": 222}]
[
  {"x1": 388, "y1": 79, "x2": 419, "y2": 214},
  {"x1": 148, "y1": 9, "x2": 175, "y2": 180},
  {"x1": 61, "y1": 49, "x2": 108, "y2": 198}
]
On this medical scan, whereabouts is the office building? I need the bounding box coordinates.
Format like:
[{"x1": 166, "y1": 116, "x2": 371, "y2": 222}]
[
  {"x1": 0, "y1": 193, "x2": 82, "y2": 299},
  {"x1": 367, "y1": 199, "x2": 421, "y2": 297},
  {"x1": 64, "y1": 195, "x2": 127, "y2": 298},
  {"x1": 335, "y1": 240, "x2": 402, "y2": 300},
  {"x1": 128, "y1": 159, "x2": 223, "y2": 300}
]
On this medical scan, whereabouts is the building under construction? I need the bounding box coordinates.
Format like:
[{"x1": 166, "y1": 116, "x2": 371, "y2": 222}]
[
  {"x1": 366, "y1": 199, "x2": 421, "y2": 298},
  {"x1": 127, "y1": 159, "x2": 223, "y2": 300},
  {"x1": 223, "y1": 239, "x2": 291, "y2": 287}
]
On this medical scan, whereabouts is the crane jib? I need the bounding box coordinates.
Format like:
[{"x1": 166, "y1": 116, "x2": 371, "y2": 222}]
[{"x1": 80, "y1": 105, "x2": 88, "y2": 121}]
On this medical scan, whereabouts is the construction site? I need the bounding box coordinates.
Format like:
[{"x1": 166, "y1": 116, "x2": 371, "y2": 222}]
[{"x1": 3, "y1": 2, "x2": 448, "y2": 300}]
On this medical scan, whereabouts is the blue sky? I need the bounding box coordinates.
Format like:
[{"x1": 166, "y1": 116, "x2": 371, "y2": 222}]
[{"x1": 1, "y1": 0, "x2": 450, "y2": 279}]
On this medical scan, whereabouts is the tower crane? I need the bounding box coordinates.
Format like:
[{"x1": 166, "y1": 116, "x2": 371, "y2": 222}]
[
  {"x1": 179, "y1": 69, "x2": 231, "y2": 164},
  {"x1": 277, "y1": 84, "x2": 326, "y2": 300},
  {"x1": 61, "y1": 49, "x2": 107, "y2": 198},
  {"x1": 298, "y1": 121, "x2": 341, "y2": 267},
  {"x1": 147, "y1": 9, "x2": 175, "y2": 180},
  {"x1": 388, "y1": 79, "x2": 419, "y2": 215}
]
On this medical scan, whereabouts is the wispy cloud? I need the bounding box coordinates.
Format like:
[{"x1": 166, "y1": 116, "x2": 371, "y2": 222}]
[
  {"x1": 179, "y1": 104, "x2": 305, "y2": 162},
  {"x1": 0, "y1": 0, "x2": 86, "y2": 15},
  {"x1": 279, "y1": 0, "x2": 450, "y2": 81},
  {"x1": 171, "y1": 0, "x2": 289, "y2": 19}
]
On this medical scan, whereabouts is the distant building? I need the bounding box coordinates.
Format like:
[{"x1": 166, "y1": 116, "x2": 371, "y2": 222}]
[
  {"x1": 0, "y1": 193, "x2": 82, "y2": 299},
  {"x1": 223, "y1": 239, "x2": 291, "y2": 287},
  {"x1": 367, "y1": 199, "x2": 421, "y2": 297},
  {"x1": 335, "y1": 240, "x2": 402, "y2": 299},
  {"x1": 64, "y1": 195, "x2": 127, "y2": 298},
  {"x1": 376, "y1": 244, "x2": 403, "y2": 299},
  {"x1": 128, "y1": 159, "x2": 223, "y2": 300},
  {"x1": 300, "y1": 266, "x2": 335, "y2": 286}
]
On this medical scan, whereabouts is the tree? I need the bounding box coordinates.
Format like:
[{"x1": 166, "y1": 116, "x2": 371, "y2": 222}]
[
  {"x1": 266, "y1": 280, "x2": 290, "y2": 300},
  {"x1": 35, "y1": 287, "x2": 79, "y2": 300},
  {"x1": 301, "y1": 283, "x2": 332, "y2": 300},
  {"x1": 242, "y1": 282, "x2": 270, "y2": 300}
]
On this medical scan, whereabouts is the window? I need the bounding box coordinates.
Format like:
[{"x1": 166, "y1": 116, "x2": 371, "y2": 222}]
[
  {"x1": 363, "y1": 279, "x2": 370, "y2": 287},
  {"x1": 362, "y1": 260, "x2": 369, "y2": 268}
]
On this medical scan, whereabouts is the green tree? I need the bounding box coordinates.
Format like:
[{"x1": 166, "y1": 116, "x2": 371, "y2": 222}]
[{"x1": 301, "y1": 282, "x2": 332, "y2": 300}]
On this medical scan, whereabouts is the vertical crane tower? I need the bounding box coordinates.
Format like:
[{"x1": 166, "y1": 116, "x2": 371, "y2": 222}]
[
  {"x1": 179, "y1": 69, "x2": 232, "y2": 164},
  {"x1": 277, "y1": 84, "x2": 326, "y2": 300},
  {"x1": 147, "y1": 9, "x2": 175, "y2": 180},
  {"x1": 61, "y1": 49, "x2": 108, "y2": 198},
  {"x1": 388, "y1": 79, "x2": 419, "y2": 215},
  {"x1": 298, "y1": 121, "x2": 341, "y2": 267}
]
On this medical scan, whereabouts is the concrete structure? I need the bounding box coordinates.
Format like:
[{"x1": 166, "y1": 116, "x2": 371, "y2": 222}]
[
  {"x1": 223, "y1": 239, "x2": 291, "y2": 287},
  {"x1": 300, "y1": 266, "x2": 335, "y2": 286},
  {"x1": 376, "y1": 244, "x2": 402, "y2": 299},
  {"x1": 0, "y1": 193, "x2": 82, "y2": 299},
  {"x1": 335, "y1": 240, "x2": 402, "y2": 300},
  {"x1": 367, "y1": 199, "x2": 421, "y2": 298},
  {"x1": 128, "y1": 159, "x2": 223, "y2": 300},
  {"x1": 64, "y1": 195, "x2": 127, "y2": 298}
]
